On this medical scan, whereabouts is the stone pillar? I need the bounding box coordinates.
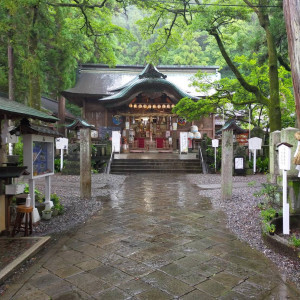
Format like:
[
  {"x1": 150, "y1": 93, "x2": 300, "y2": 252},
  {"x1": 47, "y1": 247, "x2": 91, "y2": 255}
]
[
  {"x1": 281, "y1": 127, "x2": 299, "y2": 177},
  {"x1": 80, "y1": 128, "x2": 91, "y2": 199},
  {"x1": 221, "y1": 129, "x2": 233, "y2": 200},
  {"x1": 269, "y1": 130, "x2": 281, "y2": 183}
]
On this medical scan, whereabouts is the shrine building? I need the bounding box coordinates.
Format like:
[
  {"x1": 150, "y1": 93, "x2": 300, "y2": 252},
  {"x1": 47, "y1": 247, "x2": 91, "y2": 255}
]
[{"x1": 62, "y1": 63, "x2": 220, "y2": 152}]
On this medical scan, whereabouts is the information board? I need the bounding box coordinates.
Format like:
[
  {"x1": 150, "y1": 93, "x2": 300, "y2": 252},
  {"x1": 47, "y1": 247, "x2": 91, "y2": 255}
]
[
  {"x1": 278, "y1": 144, "x2": 292, "y2": 170},
  {"x1": 56, "y1": 138, "x2": 68, "y2": 150},
  {"x1": 212, "y1": 139, "x2": 219, "y2": 148},
  {"x1": 180, "y1": 132, "x2": 188, "y2": 153},
  {"x1": 248, "y1": 137, "x2": 262, "y2": 150}
]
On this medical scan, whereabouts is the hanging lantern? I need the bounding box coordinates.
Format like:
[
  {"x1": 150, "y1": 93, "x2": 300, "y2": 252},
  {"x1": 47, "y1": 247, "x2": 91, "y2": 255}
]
[
  {"x1": 148, "y1": 104, "x2": 152, "y2": 109},
  {"x1": 129, "y1": 103, "x2": 133, "y2": 108},
  {"x1": 194, "y1": 132, "x2": 201, "y2": 139},
  {"x1": 162, "y1": 104, "x2": 166, "y2": 109},
  {"x1": 157, "y1": 104, "x2": 162, "y2": 109},
  {"x1": 171, "y1": 104, "x2": 175, "y2": 108},
  {"x1": 152, "y1": 104, "x2": 157, "y2": 109},
  {"x1": 188, "y1": 132, "x2": 194, "y2": 139},
  {"x1": 190, "y1": 125, "x2": 198, "y2": 133},
  {"x1": 138, "y1": 104, "x2": 142, "y2": 108},
  {"x1": 143, "y1": 104, "x2": 147, "y2": 109},
  {"x1": 133, "y1": 104, "x2": 137, "y2": 108},
  {"x1": 166, "y1": 104, "x2": 171, "y2": 109}
]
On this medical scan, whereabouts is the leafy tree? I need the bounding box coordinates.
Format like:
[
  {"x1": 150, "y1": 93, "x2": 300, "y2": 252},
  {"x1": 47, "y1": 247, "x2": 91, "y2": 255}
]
[
  {"x1": 0, "y1": 0, "x2": 130, "y2": 108},
  {"x1": 135, "y1": 0, "x2": 291, "y2": 132}
]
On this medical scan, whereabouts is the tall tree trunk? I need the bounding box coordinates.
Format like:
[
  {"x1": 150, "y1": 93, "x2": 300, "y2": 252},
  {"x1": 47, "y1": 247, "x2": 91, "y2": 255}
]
[
  {"x1": 28, "y1": 5, "x2": 41, "y2": 110},
  {"x1": 283, "y1": 0, "x2": 300, "y2": 128},
  {"x1": 8, "y1": 42, "x2": 14, "y2": 101},
  {"x1": 265, "y1": 24, "x2": 281, "y2": 132},
  {"x1": 256, "y1": 8, "x2": 281, "y2": 132}
]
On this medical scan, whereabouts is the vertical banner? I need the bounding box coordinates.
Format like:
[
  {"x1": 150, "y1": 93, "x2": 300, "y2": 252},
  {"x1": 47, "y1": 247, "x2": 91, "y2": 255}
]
[
  {"x1": 180, "y1": 132, "x2": 188, "y2": 154},
  {"x1": 112, "y1": 131, "x2": 121, "y2": 153}
]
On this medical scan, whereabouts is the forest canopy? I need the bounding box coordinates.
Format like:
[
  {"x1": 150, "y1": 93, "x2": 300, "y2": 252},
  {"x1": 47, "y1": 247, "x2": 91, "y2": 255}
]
[{"x1": 0, "y1": 0, "x2": 295, "y2": 131}]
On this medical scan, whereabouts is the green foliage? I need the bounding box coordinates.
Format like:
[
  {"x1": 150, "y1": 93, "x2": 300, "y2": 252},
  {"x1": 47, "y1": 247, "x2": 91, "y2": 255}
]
[
  {"x1": 12, "y1": 138, "x2": 23, "y2": 165},
  {"x1": 254, "y1": 183, "x2": 281, "y2": 209},
  {"x1": 290, "y1": 235, "x2": 300, "y2": 248},
  {"x1": 24, "y1": 183, "x2": 43, "y2": 203},
  {"x1": 251, "y1": 157, "x2": 269, "y2": 174},
  {"x1": 54, "y1": 158, "x2": 65, "y2": 173},
  {"x1": 51, "y1": 193, "x2": 64, "y2": 215},
  {"x1": 260, "y1": 207, "x2": 277, "y2": 235},
  {"x1": 248, "y1": 181, "x2": 256, "y2": 187},
  {"x1": 262, "y1": 221, "x2": 276, "y2": 235},
  {"x1": 261, "y1": 208, "x2": 277, "y2": 222},
  {"x1": 0, "y1": 0, "x2": 131, "y2": 103}
]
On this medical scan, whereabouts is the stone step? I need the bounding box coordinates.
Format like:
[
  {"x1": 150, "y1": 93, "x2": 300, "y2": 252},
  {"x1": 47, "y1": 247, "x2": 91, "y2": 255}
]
[{"x1": 110, "y1": 158, "x2": 202, "y2": 174}]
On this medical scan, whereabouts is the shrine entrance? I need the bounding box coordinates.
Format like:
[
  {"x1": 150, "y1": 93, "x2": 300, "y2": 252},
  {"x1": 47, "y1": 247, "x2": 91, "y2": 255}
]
[{"x1": 121, "y1": 114, "x2": 175, "y2": 152}]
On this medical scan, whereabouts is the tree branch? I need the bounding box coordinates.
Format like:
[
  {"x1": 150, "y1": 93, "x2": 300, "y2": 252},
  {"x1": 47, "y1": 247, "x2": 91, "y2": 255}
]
[
  {"x1": 278, "y1": 54, "x2": 291, "y2": 71},
  {"x1": 46, "y1": 0, "x2": 108, "y2": 9},
  {"x1": 209, "y1": 29, "x2": 269, "y2": 106}
]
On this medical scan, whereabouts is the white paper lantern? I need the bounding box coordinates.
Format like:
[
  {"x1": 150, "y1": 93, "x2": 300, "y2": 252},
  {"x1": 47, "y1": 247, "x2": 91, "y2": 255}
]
[
  {"x1": 194, "y1": 132, "x2": 201, "y2": 139},
  {"x1": 188, "y1": 132, "x2": 194, "y2": 139},
  {"x1": 190, "y1": 125, "x2": 198, "y2": 133}
]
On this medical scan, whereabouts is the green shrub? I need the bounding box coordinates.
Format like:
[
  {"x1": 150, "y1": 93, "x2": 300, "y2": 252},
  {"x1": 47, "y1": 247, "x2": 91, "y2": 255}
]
[
  {"x1": 290, "y1": 235, "x2": 300, "y2": 248},
  {"x1": 254, "y1": 183, "x2": 281, "y2": 208}
]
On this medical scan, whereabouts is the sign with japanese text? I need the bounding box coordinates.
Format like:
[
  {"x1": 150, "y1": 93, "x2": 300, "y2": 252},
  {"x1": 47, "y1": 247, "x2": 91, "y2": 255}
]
[
  {"x1": 180, "y1": 132, "x2": 188, "y2": 153},
  {"x1": 248, "y1": 137, "x2": 262, "y2": 150},
  {"x1": 278, "y1": 144, "x2": 292, "y2": 170}
]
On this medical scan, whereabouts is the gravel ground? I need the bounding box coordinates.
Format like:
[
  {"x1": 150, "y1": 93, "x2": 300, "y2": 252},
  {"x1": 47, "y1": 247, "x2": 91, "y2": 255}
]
[
  {"x1": 187, "y1": 174, "x2": 300, "y2": 290},
  {"x1": 33, "y1": 173, "x2": 126, "y2": 236}
]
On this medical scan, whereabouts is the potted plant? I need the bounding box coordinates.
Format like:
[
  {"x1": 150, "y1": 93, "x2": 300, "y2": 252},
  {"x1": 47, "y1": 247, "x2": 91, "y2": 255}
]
[{"x1": 42, "y1": 209, "x2": 52, "y2": 220}]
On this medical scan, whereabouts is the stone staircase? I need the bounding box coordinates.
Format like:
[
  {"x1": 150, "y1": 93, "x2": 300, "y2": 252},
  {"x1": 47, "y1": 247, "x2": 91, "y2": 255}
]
[{"x1": 110, "y1": 158, "x2": 202, "y2": 174}]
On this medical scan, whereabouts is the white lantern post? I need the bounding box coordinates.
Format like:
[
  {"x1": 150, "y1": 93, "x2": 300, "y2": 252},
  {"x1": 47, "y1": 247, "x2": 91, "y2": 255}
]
[
  {"x1": 248, "y1": 137, "x2": 262, "y2": 174},
  {"x1": 212, "y1": 139, "x2": 219, "y2": 173},
  {"x1": 278, "y1": 142, "x2": 293, "y2": 235}
]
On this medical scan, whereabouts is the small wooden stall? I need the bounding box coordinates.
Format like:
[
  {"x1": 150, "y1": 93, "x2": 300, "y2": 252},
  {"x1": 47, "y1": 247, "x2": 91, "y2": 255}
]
[{"x1": 0, "y1": 95, "x2": 58, "y2": 235}]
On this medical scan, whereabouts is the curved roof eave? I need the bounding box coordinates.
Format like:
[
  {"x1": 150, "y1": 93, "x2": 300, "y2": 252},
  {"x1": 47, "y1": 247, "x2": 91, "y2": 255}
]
[{"x1": 99, "y1": 78, "x2": 198, "y2": 107}]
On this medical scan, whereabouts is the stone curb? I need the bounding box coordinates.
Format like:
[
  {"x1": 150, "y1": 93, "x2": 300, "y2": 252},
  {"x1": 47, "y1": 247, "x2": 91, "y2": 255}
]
[{"x1": 0, "y1": 236, "x2": 50, "y2": 284}]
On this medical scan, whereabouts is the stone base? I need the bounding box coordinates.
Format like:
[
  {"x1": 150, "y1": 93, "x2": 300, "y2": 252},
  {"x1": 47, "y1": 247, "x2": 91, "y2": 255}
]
[{"x1": 277, "y1": 176, "x2": 300, "y2": 213}]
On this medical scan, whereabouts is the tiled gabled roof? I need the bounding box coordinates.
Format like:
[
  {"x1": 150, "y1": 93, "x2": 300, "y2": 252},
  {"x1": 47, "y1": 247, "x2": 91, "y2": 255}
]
[{"x1": 0, "y1": 96, "x2": 58, "y2": 123}]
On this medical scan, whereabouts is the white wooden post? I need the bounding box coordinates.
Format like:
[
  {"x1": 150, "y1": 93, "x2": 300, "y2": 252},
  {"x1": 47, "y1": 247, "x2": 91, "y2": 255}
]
[
  {"x1": 44, "y1": 176, "x2": 52, "y2": 210},
  {"x1": 212, "y1": 139, "x2": 219, "y2": 173},
  {"x1": 278, "y1": 143, "x2": 293, "y2": 235},
  {"x1": 248, "y1": 137, "x2": 262, "y2": 174},
  {"x1": 29, "y1": 178, "x2": 40, "y2": 223},
  {"x1": 253, "y1": 149, "x2": 257, "y2": 174}
]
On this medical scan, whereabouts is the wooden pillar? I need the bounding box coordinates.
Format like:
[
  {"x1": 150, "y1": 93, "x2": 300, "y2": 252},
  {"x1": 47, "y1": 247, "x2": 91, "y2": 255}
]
[
  {"x1": 80, "y1": 127, "x2": 91, "y2": 199},
  {"x1": 221, "y1": 129, "x2": 233, "y2": 200},
  {"x1": 58, "y1": 96, "x2": 66, "y2": 136}
]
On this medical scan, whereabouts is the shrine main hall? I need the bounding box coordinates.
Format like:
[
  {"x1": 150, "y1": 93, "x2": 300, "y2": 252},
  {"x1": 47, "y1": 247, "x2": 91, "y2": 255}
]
[{"x1": 62, "y1": 63, "x2": 220, "y2": 151}]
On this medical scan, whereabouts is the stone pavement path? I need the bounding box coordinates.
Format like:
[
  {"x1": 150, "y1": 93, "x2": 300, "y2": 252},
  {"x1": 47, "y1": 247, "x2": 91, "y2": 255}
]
[{"x1": 4, "y1": 174, "x2": 300, "y2": 299}]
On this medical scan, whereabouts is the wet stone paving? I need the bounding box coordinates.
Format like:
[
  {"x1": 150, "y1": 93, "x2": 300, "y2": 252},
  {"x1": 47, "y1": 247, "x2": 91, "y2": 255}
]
[{"x1": 4, "y1": 174, "x2": 300, "y2": 299}]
